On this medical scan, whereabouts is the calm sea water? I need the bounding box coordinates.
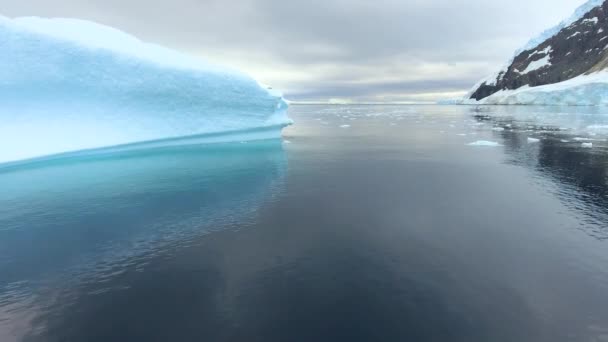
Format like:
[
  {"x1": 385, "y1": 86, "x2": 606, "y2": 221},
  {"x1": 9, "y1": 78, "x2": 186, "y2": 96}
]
[{"x1": 2, "y1": 105, "x2": 608, "y2": 342}]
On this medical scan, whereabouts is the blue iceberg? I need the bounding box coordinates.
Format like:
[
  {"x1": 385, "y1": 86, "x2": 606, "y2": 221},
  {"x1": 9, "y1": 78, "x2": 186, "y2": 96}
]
[{"x1": 0, "y1": 16, "x2": 291, "y2": 164}]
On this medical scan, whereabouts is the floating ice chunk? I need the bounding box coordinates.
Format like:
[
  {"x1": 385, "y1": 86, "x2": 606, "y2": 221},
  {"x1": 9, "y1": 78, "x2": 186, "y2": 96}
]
[
  {"x1": 574, "y1": 137, "x2": 594, "y2": 141},
  {"x1": 457, "y1": 133, "x2": 468, "y2": 136},
  {"x1": 527, "y1": 137, "x2": 541, "y2": 143},
  {"x1": 492, "y1": 127, "x2": 505, "y2": 131},
  {"x1": 340, "y1": 124, "x2": 351, "y2": 128},
  {"x1": 467, "y1": 140, "x2": 502, "y2": 147},
  {"x1": 561, "y1": 140, "x2": 570, "y2": 143},
  {"x1": 582, "y1": 142, "x2": 594, "y2": 148},
  {"x1": 0, "y1": 16, "x2": 291, "y2": 164}
]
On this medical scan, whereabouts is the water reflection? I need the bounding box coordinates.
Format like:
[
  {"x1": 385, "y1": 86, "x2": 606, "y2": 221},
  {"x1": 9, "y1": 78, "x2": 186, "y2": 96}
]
[
  {"x1": 470, "y1": 106, "x2": 608, "y2": 239},
  {"x1": 0, "y1": 141, "x2": 287, "y2": 341}
]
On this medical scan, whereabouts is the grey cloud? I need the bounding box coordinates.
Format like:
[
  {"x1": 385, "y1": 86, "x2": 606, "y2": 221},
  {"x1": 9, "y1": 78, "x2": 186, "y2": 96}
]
[{"x1": 1, "y1": 0, "x2": 588, "y2": 101}]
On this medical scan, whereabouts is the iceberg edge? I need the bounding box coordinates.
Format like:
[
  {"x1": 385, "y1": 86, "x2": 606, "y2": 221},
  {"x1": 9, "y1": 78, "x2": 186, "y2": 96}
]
[{"x1": 0, "y1": 16, "x2": 292, "y2": 164}]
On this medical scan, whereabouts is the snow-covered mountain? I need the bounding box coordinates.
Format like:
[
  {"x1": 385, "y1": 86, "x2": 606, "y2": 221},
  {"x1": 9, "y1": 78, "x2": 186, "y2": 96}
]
[
  {"x1": 0, "y1": 16, "x2": 291, "y2": 164},
  {"x1": 464, "y1": 0, "x2": 608, "y2": 105}
]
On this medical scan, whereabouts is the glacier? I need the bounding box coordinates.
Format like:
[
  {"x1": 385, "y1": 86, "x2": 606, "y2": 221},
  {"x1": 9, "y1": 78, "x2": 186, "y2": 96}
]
[
  {"x1": 462, "y1": 71, "x2": 608, "y2": 106},
  {"x1": 0, "y1": 16, "x2": 292, "y2": 165}
]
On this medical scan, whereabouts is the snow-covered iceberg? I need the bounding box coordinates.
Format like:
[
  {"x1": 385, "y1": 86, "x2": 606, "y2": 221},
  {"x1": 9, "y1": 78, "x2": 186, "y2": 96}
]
[{"x1": 0, "y1": 16, "x2": 292, "y2": 164}]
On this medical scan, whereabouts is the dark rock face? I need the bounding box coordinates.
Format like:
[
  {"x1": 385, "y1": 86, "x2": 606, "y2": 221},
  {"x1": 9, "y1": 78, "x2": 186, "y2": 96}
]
[{"x1": 471, "y1": 1, "x2": 608, "y2": 101}]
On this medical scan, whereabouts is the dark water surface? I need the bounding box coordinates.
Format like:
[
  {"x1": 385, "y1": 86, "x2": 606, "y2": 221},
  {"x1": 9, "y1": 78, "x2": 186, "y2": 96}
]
[{"x1": 2, "y1": 105, "x2": 608, "y2": 341}]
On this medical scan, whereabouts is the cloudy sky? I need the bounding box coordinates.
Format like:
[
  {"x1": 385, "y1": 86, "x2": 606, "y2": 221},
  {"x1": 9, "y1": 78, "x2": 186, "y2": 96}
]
[{"x1": 2, "y1": 0, "x2": 588, "y2": 102}]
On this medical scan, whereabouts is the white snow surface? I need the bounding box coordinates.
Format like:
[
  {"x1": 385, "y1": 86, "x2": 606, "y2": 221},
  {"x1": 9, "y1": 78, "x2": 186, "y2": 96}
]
[
  {"x1": 10, "y1": 16, "x2": 235, "y2": 74},
  {"x1": 528, "y1": 45, "x2": 553, "y2": 59},
  {"x1": 521, "y1": 55, "x2": 552, "y2": 74},
  {"x1": 582, "y1": 17, "x2": 599, "y2": 25},
  {"x1": 0, "y1": 16, "x2": 292, "y2": 164}
]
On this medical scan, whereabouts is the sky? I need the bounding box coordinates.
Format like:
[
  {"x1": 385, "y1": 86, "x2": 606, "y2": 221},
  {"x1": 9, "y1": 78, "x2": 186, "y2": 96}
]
[{"x1": 1, "y1": 0, "x2": 590, "y2": 103}]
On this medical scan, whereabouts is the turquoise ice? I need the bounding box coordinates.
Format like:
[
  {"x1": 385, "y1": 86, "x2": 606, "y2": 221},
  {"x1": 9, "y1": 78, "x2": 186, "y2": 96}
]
[{"x1": 0, "y1": 16, "x2": 291, "y2": 164}]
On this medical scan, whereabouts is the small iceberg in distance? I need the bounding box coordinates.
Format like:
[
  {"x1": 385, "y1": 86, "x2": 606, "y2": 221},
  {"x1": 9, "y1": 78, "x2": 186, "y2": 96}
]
[
  {"x1": 467, "y1": 140, "x2": 502, "y2": 147},
  {"x1": 0, "y1": 16, "x2": 292, "y2": 164}
]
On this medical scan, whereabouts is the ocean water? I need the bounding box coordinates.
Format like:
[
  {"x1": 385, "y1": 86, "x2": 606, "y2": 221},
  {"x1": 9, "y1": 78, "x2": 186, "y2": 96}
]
[{"x1": 1, "y1": 105, "x2": 608, "y2": 342}]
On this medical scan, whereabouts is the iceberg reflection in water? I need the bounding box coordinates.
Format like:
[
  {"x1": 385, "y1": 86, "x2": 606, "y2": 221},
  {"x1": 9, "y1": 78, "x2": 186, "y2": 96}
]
[{"x1": 0, "y1": 140, "x2": 287, "y2": 340}]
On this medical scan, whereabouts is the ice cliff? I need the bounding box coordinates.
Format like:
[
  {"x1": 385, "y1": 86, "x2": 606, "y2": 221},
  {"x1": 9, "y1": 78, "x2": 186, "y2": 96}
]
[
  {"x1": 461, "y1": 0, "x2": 608, "y2": 106},
  {"x1": 0, "y1": 16, "x2": 291, "y2": 164}
]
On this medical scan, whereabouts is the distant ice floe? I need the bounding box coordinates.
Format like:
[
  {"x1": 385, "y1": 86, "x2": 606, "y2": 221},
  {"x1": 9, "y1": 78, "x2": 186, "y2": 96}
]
[
  {"x1": 582, "y1": 142, "x2": 594, "y2": 148},
  {"x1": 340, "y1": 124, "x2": 351, "y2": 128},
  {"x1": 528, "y1": 137, "x2": 541, "y2": 143},
  {"x1": 467, "y1": 140, "x2": 502, "y2": 147}
]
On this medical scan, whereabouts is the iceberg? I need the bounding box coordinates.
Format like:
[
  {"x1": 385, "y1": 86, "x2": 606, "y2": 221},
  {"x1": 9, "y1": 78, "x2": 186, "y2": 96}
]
[
  {"x1": 467, "y1": 140, "x2": 502, "y2": 147},
  {"x1": 0, "y1": 16, "x2": 292, "y2": 165}
]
